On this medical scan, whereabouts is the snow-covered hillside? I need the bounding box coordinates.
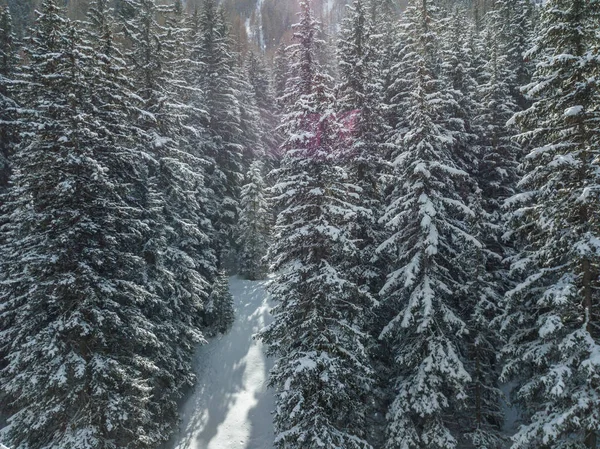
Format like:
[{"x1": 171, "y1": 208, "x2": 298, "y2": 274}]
[{"x1": 172, "y1": 278, "x2": 275, "y2": 449}]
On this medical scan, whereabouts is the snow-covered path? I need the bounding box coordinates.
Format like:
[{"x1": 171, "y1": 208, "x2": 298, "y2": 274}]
[{"x1": 172, "y1": 278, "x2": 275, "y2": 449}]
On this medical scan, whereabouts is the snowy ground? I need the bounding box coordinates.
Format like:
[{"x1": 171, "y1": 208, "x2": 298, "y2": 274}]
[{"x1": 171, "y1": 277, "x2": 275, "y2": 449}]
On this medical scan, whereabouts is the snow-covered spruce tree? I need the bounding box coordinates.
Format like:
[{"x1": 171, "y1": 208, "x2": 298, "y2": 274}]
[
  {"x1": 337, "y1": 0, "x2": 387, "y2": 296},
  {"x1": 272, "y1": 42, "x2": 289, "y2": 112},
  {"x1": 119, "y1": 0, "x2": 215, "y2": 437},
  {"x1": 497, "y1": 0, "x2": 536, "y2": 109},
  {"x1": 447, "y1": 9, "x2": 522, "y2": 449},
  {"x1": 204, "y1": 270, "x2": 235, "y2": 336},
  {"x1": 172, "y1": 1, "x2": 224, "y2": 288},
  {"x1": 377, "y1": 1, "x2": 484, "y2": 448},
  {"x1": 165, "y1": 0, "x2": 219, "y2": 288},
  {"x1": 315, "y1": 22, "x2": 338, "y2": 86},
  {"x1": 237, "y1": 160, "x2": 270, "y2": 281},
  {"x1": 501, "y1": 1, "x2": 600, "y2": 448},
  {"x1": 0, "y1": 3, "x2": 18, "y2": 420},
  {"x1": 438, "y1": 9, "x2": 509, "y2": 449},
  {"x1": 475, "y1": 8, "x2": 521, "y2": 273},
  {"x1": 439, "y1": 7, "x2": 480, "y2": 175},
  {"x1": 213, "y1": 9, "x2": 264, "y2": 174},
  {"x1": 0, "y1": 2, "x2": 168, "y2": 447},
  {"x1": 336, "y1": 5, "x2": 390, "y2": 440},
  {"x1": 368, "y1": 0, "x2": 398, "y2": 95},
  {"x1": 235, "y1": 57, "x2": 264, "y2": 170},
  {"x1": 189, "y1": 0, "x2": 244, "y2": 267},
  {"x1": 0, "y1": 4, "x2": 17, "y2": 193},
  {"x1": 4, "y1": 0, "x2": 34, "y2": 39},
  {"x1": 369, "y1": 0, "x2": 399, "y2": 140},
  {"x1": 459, "y1": 214, "x2": 507, "y2": 449},
  {"x1": 245, "y1": 50, "x2": 280, "y2": 161},
  {"x1": 259, "y1": 1, "x2": 375, "y2": 448},
  {"x1": 383, "y1": 5, "x2": 411, "y2": 154}
]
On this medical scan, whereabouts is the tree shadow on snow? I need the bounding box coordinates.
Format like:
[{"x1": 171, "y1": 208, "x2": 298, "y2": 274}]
[
  {"x1": 170, "y1": 278, "x2": 275, "y2": 449},
  {"x1": 245, "y1": 356, "x2": 276, "y2": 449}
]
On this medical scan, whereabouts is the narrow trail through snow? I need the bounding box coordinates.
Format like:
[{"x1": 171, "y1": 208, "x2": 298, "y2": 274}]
[{"x1": 172, "y1": 277, "x2": 275, "y2": 449}]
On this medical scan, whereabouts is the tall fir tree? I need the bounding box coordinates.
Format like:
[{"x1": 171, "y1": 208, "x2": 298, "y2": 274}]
[
  {"x1": 476, "y1": 7, "x2": 521, "y2": 242},
  {"x1": 501, "y1": 1, "x2": 600, "y2": 448},
  {"x1": 368, "y1": 0, "x2": 398, "y2": 96},
  {"x1": 217, "y1": 9, "x2": 264, "y2": 174},
  {"x1": 245, "y1": 50, "x2": 280, "y2": 161},
  {"x1": 455, "y1": 9, "x2": 521, "y2": 449},
  {"x1": 337, "y1": 0, "x2": 387, "y2": 296},
  {"x1": 0, "y1": 1, "x2": 169, "y2": 447},
  {"x1": 235, "y1": 56, "x2": 264, "y2": 170},
  {"x1": 5, "y1": 0, "x2": 35, "y2": 39},
  {"x1": 174, "y1": 0, "x2": 221, "y2": 287},
  {"x1": 259, "y1": 1, "x2": 375, "y2": 448},
  {"x1": 377, "y1": 1, "x2": 483, "y2": 448},
  {"x1": 337, "y1": 0, "x2": 391, "y2": 442},
  {"x1": 0, "y1": 4, "x2": 17, "y2": 194},
  {"x1": 119, "y1": 0, "x2": 218, "y2": 437},
  {"x1": 441, "y1": 8, "x2": 509, "y2": 449},
  {"x1": 497, "y1": 0, "x2": 536, "y2": 109},
  {"x1": 0, "y1": 3, "x2": 18, "y2": 421},
  {"x1": 204, "y1": 270, "x2": 235, "y2": 337},
  {"x1": 439, "y1": 6, "x2": 480, "y2": 175},
  {"x1": 237, "y1": 160, "x2": 270, "y2": 281},
  {"x1": 190, "y1": 0, "x2": 244, "y2": 267},
  {"x1": 272, "y1": 42, "x2": 289, "y2": 113}
]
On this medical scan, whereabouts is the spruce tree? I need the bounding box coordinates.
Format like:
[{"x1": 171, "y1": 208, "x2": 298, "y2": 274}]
[
  {"x1": 259, "y1": 1, "x2": 375, "y2": 448},
  {"x1": 5, "y1": 0, "x2": 35, "y2": 39},
  {"x1": 337, "y1": 2, "x2": 391, "y2": 441},
  {"x1": 0, "y1": 3, "x2": 18, "y2": 421},
  {"x1": 368, "y1": 0, "x2": 397, "y2": 92},
  {"x1": 440, "y1": 9, "x2": 510, "y2": 448},
  {"x1": 214, "y1": 9, "x2": 264, "y2": 174},
  {"x1": 119, "y1": 0, "x2": 216, "y2": 437},
  {"x1": 235, "y1": 55, "x2": 264, "y2": 169},
  {"x1": 497, "y1": 0, "x2": 536, "y2": 109},
  {"x1": 0, "y1": 2, "x2": 167, "y2": 447},
  {"x1": 272, "y1": 42, "x2": 289, "y2": 112},
  {"x1": 245, "y1": 50, "x2": 280, "y2": 160},
  {"x1": 204, "y1": 270, "x2": 235, "y2": 336},
  {"x1": 440, "y1": 7, "x2": 480, "y2": 175},
  {"x1": 0, "y1": 4, "x2": 17, "y2": 193},
  {"x1": 377, "y1": 1, "x2": 482, "y2": 448},
  {"x1": 190, "y1": 0, "x2": 244, "y2": 266},
  {"x1": 238, "y1": 160, "x2": 270, "y2": 281},
  {"x1": 501, "y1": 1, "x2": 600, "y2": 448},
  {"x1": 175, "y1": 1, "x2": 221, "y2": 287},
  {"x1": 337, "y1": 0, "x2": 387, "y2": 295},
  {"x1": 476, "y1": 8, "x2": 521, "y2": 216}
]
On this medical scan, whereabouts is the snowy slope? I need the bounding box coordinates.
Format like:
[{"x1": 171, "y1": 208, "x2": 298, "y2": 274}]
[{"x1": 172, "y1": 277, "x2": 275, "y2": 449}]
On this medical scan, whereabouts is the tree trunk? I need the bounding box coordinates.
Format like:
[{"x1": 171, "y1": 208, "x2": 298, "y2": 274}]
[
  {"x1": 585, "y1": 429, "x2": 597, "y2": 449},
  {"x1": 582, "y1": 258, "x2": 594, "y2": 334},
  {"x1": 582, "y1": 257, "x2": 597, "y2": 449}
]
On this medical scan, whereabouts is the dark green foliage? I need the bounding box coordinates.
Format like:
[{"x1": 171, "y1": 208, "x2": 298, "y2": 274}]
[
  {"x1": 496, "y1": 0, "x2": 537, "y2": 109},
  {"x1": 501, "y1": 1, "x2": 600, "y2": 448},
  {"x1": 0, "y1": 2, "x2": 166, "y2": 447},
  {"x1": 190, "y1": 0, "x2": 244, "y2": 267},
  {"x1": 204, "y1": 271, "x2": 235, "y2": 336},
  {"x1": 337, "y1": 0, "x2": 387, "y2": 295},
  {"x1": 118, "y1": 0, "x2": 219, "y2": 439},
  {"x1": 237, "y1": 160, "x2": 270, "y2": 280},
  {"x1": 5, "y1": 0, "x2": 35, "y2": 38},
  {"x1": 0, "y1": 4, "x2": 17, "y2": 193},
  {"x1": 259, "y1": 2, "x2": 376, "y2": 448},
  {"x1": 0, "y1": 0, "x2": 229, "y2": 446},
  {"x1": 245, "y1": 50, "x2": 280, "y2": 160}
]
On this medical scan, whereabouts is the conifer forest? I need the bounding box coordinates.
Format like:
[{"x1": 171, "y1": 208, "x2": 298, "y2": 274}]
[{"x1": 0, "y1": 0, "x2": 599, "y2": 448}]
